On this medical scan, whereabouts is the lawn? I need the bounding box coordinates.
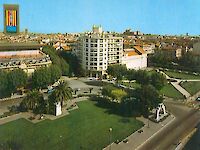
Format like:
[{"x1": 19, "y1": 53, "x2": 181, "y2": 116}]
[
  {"x1": 160, "y1": 83, "x2": 184, "y2": 99},
  {"x1": 119, "y1": 81, "x2": 141, "y2": 89},
  {"x1": 164, "y1": 71, "x2": 200, "y2": 80},
  {"x1": 180, "y1": 81, "x2": 200, "y2": 95},
  {"x1": 0, "y1": 100, "x2": 143, "y2": 150}
]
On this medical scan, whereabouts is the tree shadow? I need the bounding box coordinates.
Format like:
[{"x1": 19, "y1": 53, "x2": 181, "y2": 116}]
[
  {"x1": 84, "y1": 81, "x2": 104, "y2": 86},
  {"x1": 89, "y1": 95, "x2": 139, "y2": 118}
]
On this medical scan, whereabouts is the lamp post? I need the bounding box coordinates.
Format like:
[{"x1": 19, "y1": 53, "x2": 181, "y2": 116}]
[
  {"x1": 147, "y1": 108, "x2": 150, "y2": 128},
  {"x1": 109, "y1": 127, "x2": 112, "y2": 150}
]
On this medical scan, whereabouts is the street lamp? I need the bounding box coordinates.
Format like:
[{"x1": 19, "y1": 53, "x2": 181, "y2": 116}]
[
  {"x1": 109, "y1": 128, "x2": 112, "y2": 150},
  {"x1": 147, "y1": 107, "x2": 150, "y2": 128}
]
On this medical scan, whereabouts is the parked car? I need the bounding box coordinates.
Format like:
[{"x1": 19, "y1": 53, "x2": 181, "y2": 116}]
[
  {"x1": 138, "y1": 129, "x2": 143, "y2": 133},
  {"x1": 196, "y1": 97, "x2": 200, "y2": 101},
  {"x1": 123, "y1": 139, "x2": 129, "y2": 143},
  {"x1": 114, "y1": 140, "x2": 120, "y2": 144}
]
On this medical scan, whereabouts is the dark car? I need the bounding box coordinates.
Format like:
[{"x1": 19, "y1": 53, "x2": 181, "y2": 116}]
[
  {"x1": 123, "y1": 139, "x2": 129, "y2": 143},
  {"x1": 114, "y1": 140, "x2": 120, "y2": 144},
  {"x1": 138, "y1": 129, "x2": 143, "y2": 133}
]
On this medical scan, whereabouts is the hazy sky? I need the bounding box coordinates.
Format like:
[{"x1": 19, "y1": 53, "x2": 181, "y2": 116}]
[{"x1": 1, "y1": 0, "x2": 200, "y2": 35}]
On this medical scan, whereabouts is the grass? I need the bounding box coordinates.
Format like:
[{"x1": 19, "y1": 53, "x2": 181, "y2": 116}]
[
  {"x1": 160, "y1": 83, "x2": 184, "y2": 99},
  {"x1": 180, "y1": 81, "x2": 200, "y2": 95},
  {"x1": 0, "y1": 100, "x2": 143, "y2": 150},
  {"x1": 164, "y1": 70, "x2": 200, "y2": 80},
  {"x1": 119, "y1": 81, "x2": 141, "y2": 89}
]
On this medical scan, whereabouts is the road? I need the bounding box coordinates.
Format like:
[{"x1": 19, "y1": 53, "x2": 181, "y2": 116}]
[{"x1": 138, "y1": 100, "x2": 200, "y2": 150}]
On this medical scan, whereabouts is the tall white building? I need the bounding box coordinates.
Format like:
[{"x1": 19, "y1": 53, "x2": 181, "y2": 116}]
[{"x1": 76, "y1": 26, "x2": 123, "y2": 76}]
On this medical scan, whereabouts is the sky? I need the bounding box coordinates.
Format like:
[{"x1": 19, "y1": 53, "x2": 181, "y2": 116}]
[{"x1": 0, "y1": 0, "x2": 200, "y2": 35}]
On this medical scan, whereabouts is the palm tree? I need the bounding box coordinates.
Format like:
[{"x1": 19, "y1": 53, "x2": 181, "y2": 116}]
[
  {"x1": 20, "y1": 90, "x2": 44, "y2": 111},
  {"x1": 50, "y1": 82, "x2": 72, "y2": 106}
]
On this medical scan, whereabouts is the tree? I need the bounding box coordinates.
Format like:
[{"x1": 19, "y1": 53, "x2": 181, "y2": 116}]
[
  {"x1": 107, "y1": 64, "x2": 127, "y2": 80},
  {"x1": 0, "y1": 70, "x2": 9, "y2": 98},
  {"x1": 59, "y1": 51, "x2": 84, "y2": 76},
  {"x1": 111, "y1": 89, "x2": 127, "y2": 102},
  {"x1": 32, "y1": 67, "x2": 51, "y2": 89},
  {"x1": 49, "y1": 65, "x2": 62, "y2": 83},
  {"x1": 135, "y1": 85, "x2": 163, "y2": 117},
  {"x1": 126, "y1": 69, "x2": 137, "y2": 81},
  {"x1": 102, "y1": 85, "x2": 116, "y2": 98},
  {"x1": 60, "y1": 58, "x2": 69, "y2": 76},
  {"x1": 178, "y1": 52, "x2": 200, "y2": 71},
  {"x1": 20, "y1": 90, "x2": 45, "y2": 113},
  {"x1": 135, "y1": 70, "x2": 150, "y2": 85},
  {"x1": 102, "y1": 85, "x2": 127, "y2": 102},
  {"x1": 120, "y1": 97, "x2": 141, "y2": 116},
  {"x1": 7, "y1": 69, "x2": 27, "y2": 94},
  {"x1": 49, "y1": 82, "x2": 72, "y2": 106},
  {"x1": 42, "y1": 46, "x2": 70, "y2": 76},
  {"x1": 150, "y1": 72, "x2": 166, "y2": 90}
]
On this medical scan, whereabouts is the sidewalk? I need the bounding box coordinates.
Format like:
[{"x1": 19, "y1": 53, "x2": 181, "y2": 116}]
[
  {"x1": 171, "y1": 81, "x2": 191, "y2": 98},
  {"x1": 103, "y1": 115, "x2": 175, "y2": 150}
]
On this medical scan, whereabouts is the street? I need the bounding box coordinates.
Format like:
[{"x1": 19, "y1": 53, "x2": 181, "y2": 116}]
[{"x1": 138, "y1": 100, "x2": 200, "y2": 150}]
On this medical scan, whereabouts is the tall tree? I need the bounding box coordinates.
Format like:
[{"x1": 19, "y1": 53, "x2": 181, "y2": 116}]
[
  {"x1": 0, "y1": 70, "x2": 9, "y2": 98},
  {"x1": 20, "y1": 90, "x2": 45, "y2": 113},
  {"x1": 107, "y1": 64, "x2": 127, "y2": 80},
  {"x1": 42, "y1": 46, "x2": 70, "y2": 76},
  {"x1": 49, "y1": 82, "x2": 72, "y2": 106},
  {"x1": 126, "y1": 69, "x2": 137, "y2": 81},
  {"x1": 135, "y1": 85, "x2": 163, "y2": 117},
  {"x1": 150, "y1": 72, "x2": 166, "y2": 90},
  {"x1": 7, "y1": 69, "x2": 28, "y2": 94},
  {"x1": 49, "y1": 65, "x2": 62, "y2": 83},
  {"x1": 135, "y1": 70, "x2": 150, "y2": 85},
  {"x1": 59, "y1": 51, "x2": 84, "y2": 76},
  {"x1": 32, "y1": 67, "x2": 51, "y2": 89}
]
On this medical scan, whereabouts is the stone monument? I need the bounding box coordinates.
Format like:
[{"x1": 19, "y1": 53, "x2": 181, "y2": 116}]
[
  {"x1": 156, "y1": 103, "x2": 167, "y2": 122},
  {"x1": 55, "y1": 102, "x2": 62, "y2": 116}
]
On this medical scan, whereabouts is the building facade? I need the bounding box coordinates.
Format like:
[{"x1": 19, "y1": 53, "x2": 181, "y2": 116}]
[
  {"x1": 4, "y1": 4, "x2": 20, "y2": 34},
  {"x1": 77, "y1": 26, "x2": 123, "y2": 76},
  {"x1": 0, "y1": 44, "x2": 52, "y2": 75},
  {"x1": 122, "y1": 46, "x2": 147, "y2": 70}
]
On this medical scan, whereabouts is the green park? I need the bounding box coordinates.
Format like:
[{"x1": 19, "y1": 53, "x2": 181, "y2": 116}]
[{"x1": 0, "y1": 100, "x2": 143, "y2": 150}]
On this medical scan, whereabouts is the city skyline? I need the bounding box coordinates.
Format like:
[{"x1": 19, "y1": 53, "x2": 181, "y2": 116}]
[{"x1": 0, "y1": 0, "x2": 200, "y2": 35}]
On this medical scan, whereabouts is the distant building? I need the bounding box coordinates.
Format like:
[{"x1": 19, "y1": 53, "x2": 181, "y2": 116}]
[
  {"x1": 76, "y1": 26, "x2": 123, "y2": 76},
  {"x1": 4, "y1": 4, "x2": 20, "y2": 34},
  {"x1": 157, "y1": 48, "x2": 182, "y2": 59},
  {"x1": 122, "y1": 46, "x2": 147, "y2": 70},
  {"x1": 142, "y1": 43, "x2": 155, "y2": 54},
  {"x1": 193, "y1": 42, "x2": 200, "y2": 55},
  {"x1": 0, "y1": 44, "x2": 52, "y2": 75}
]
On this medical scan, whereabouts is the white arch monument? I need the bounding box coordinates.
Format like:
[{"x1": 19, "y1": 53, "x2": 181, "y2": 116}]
[{"x1": 156, "y1": 103, "x2": 167, "y2": 122}]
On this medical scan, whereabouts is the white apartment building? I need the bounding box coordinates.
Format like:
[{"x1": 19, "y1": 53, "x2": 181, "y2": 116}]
[
  {"x1": 122, "y1": 46, "x2": 147, "y2": 70},
  {"x1": 76, "y1": 26, "x2": 123, "y2": 76}
]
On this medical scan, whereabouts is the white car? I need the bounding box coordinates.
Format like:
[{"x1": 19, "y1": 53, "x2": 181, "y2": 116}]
[{"x1": 196, "y1": 97, "x2": 200, "y2": 101}]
